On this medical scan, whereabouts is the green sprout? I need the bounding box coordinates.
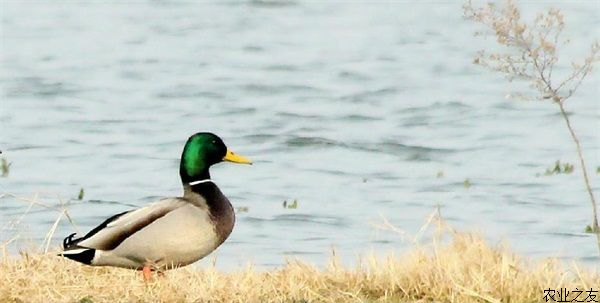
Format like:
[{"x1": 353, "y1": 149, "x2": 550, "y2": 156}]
[
  {"x1": 544, "y1": 160, "x2": 574, "y2": 175},
  {"x1": 463, "y1": 178, "x2": 471, "y2": 189},
  {"x1": 585, "y1": 225, "x2": 599, "y2": 234},
  {"x1": 79, "y1": 297, "x2": 94, "y2": 303},
  {"x1": 236, "y1": 206, "x2": 249, "y2": 213},
  {"x1": 1, "y1": 157, "x2": 11, "y2": 177},
  {"x1": 283, "y1": 199, "x2": 298, "y2": 209}
]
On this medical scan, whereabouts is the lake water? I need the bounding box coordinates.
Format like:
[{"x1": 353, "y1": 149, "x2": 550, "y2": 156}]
[{"x1": 1, "y1": 1, "x2": 599, "y2": 270}]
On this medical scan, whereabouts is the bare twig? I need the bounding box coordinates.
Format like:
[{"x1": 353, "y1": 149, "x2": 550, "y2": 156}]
[
  {"x1": 464, "y1": 0, "x2": 600, "y2": 253},
  {"x1": 1, "y1": 193, "x2": 80, "y2": 253}
]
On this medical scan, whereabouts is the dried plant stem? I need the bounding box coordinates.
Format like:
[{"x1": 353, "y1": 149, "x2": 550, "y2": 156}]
[
  {"x1": 531, "y1": 35, "x2": 599, "y2": 238},
  {"x1": 464, "y1": 0, "x2": 600, "y2": 254},
  {"x1": 531, "y1": 39, "x2": 599, "y2": 237},
  {"x1": 527, "y1": 29, "x2": 600, "y2": 254},
  {"x1": 557, "y1": 102, "x2": 600, "y2": 236}
]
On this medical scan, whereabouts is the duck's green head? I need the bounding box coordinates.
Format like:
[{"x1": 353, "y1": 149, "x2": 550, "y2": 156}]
[{"x1": 179, "y1": 132, "x2": 251, "y2": 183}]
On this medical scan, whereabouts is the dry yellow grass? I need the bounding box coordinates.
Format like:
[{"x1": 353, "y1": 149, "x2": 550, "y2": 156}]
[
  {"x1": 1, "y1": 229, "x2": 598, "y2": 303},
  {"x1": 1, "y1": 195, "x2": 597, "y2": 302}
]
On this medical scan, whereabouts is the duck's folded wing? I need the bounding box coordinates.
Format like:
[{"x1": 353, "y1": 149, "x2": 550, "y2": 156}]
[{"x1": 75, "y1": 198, "x2": 187, "y2": 251}]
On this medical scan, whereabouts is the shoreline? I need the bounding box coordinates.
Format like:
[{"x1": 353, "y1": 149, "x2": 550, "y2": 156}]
[{"x1": 2, "y1": 230, "x2": 598, "y2": 303}]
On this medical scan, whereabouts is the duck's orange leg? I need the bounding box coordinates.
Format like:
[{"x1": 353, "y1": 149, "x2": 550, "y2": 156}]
[{"x1": 142, "y1": 265, "x2": 152, "y2": 281}]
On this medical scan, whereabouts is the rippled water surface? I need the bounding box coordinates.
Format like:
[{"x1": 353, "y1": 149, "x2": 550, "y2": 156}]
[{"x1": 1, "y1": 1, "x2": 599, "y2": 269}]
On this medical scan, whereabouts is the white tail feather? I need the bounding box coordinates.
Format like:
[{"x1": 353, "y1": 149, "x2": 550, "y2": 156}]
[{"x1": 61, "y1": 248, "x2": 89, "y2": 255}]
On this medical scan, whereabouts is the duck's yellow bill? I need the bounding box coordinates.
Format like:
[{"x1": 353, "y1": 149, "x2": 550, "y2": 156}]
[{"x1": 223, "y1": 149, "x2": 252, "y2": 164}]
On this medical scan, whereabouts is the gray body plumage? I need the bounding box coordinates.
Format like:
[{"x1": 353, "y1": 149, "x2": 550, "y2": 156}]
[{"x1": 61, "y1": 183, "x2": 235, "y2": 270}]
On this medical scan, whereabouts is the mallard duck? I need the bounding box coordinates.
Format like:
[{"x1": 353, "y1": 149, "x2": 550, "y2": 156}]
[{"x1": 60, "y1": 132, "x2": 251, "y2": 279}]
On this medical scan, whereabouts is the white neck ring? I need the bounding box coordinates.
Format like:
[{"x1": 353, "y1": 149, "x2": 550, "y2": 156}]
[{"x1": 188, "y1": 179, "x2": 213, "y2": 186}]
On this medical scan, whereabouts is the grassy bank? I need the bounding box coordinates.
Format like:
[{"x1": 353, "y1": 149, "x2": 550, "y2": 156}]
[{"x1": 1, "y1": 230, "x2": 598, "y2": 303}]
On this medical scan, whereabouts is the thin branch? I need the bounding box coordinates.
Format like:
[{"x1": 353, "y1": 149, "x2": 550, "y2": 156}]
[{"x1": 464, "y1": 0, "x2": 600, "y2": 254}]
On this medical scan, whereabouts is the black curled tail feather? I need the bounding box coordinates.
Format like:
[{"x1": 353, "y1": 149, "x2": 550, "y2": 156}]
[
  {"x1": 63, "y1": 232, "x2": 80, "y2": 249},
  {"x1": 61, "y1": 232, "x2": 96, "y2": 265}
]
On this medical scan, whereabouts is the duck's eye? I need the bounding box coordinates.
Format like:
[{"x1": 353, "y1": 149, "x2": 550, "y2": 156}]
[{"x1": 212, "y1": 140, "x2": 217, "y2": 144}]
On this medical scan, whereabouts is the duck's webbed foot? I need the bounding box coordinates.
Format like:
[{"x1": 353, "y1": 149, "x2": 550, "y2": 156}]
[{"x1": 142, "y1": 265, "x2": 152, "y2": 281}]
